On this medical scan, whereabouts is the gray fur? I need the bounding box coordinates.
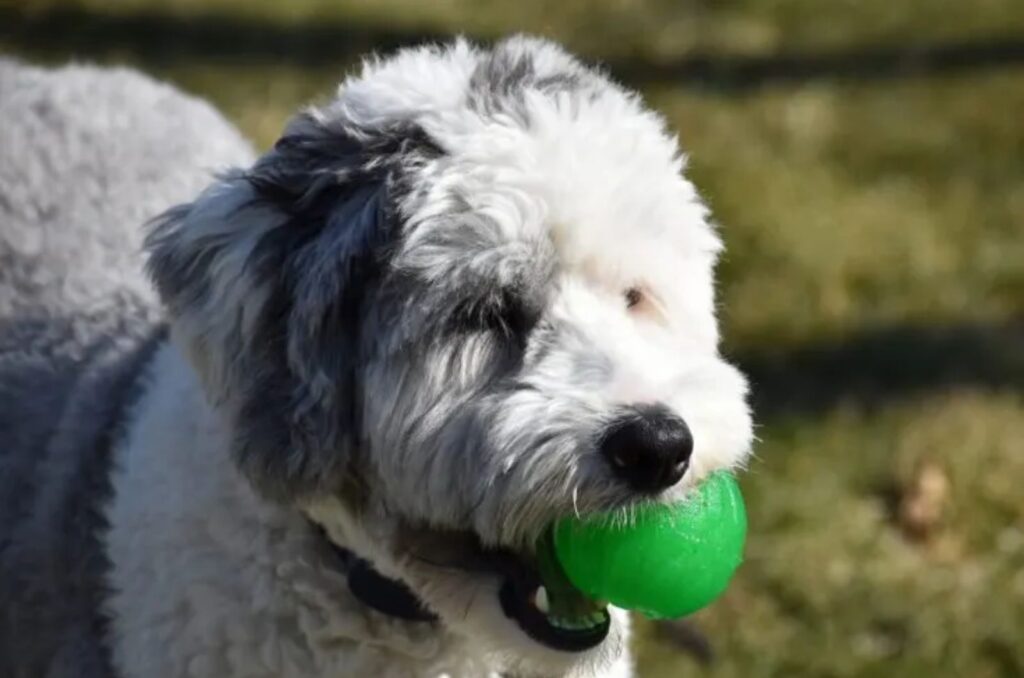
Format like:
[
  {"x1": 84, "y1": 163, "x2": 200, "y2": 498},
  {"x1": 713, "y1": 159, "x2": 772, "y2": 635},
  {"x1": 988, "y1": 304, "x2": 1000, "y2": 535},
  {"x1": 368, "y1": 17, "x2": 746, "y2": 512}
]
[
  {"x1": 467, "y1": 40, "x2": 591, "y2": 120},
  {"x1": 0, "y1": 60, "x2": 253, "y2": 677},
  {"x1": 146, "y1": 112, "x2": 443, "y2": 501}
]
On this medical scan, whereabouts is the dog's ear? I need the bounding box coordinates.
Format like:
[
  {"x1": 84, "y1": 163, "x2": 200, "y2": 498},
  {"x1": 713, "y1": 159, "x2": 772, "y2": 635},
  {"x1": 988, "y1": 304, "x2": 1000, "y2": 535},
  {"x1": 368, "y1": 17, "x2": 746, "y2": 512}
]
[{"x1": 146, "y1": 111, "x2": 434, "y2": 500}]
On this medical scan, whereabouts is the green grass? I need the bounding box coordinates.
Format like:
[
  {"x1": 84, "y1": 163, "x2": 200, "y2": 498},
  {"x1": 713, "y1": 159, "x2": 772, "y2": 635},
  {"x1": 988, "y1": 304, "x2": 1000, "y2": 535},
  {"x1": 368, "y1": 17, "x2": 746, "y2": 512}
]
[
  {"x1": 4, "y1": 2, "x2": 1023, "y2": 676},
  {"x1": 650, "y1": 73, "x2": 1024, "y2": 350}
]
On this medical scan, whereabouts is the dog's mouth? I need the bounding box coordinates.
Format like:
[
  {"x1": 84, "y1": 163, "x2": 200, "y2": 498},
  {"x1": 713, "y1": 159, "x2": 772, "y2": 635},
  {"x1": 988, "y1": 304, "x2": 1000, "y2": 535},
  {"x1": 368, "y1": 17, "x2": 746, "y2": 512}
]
[
  {"x1": 400, "y1": 526, "x2": 611, "y2": 652},
  {"x1": 497, "y1": 529, "x2": 611, "y2": 652}
]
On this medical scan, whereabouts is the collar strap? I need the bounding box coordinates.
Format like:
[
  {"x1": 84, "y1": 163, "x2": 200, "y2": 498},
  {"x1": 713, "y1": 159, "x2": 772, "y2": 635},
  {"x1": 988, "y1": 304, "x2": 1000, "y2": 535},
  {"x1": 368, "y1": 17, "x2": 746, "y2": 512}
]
[{"x1": 316, "y1": 524, "x2": 439, "y2": 623}]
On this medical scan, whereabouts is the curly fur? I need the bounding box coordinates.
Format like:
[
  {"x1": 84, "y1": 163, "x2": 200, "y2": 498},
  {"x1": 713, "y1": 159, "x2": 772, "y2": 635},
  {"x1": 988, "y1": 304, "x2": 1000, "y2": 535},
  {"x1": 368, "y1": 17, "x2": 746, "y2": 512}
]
[
  {"x1": 0, "y1": 37, "x2": 752, "y2": 678},
  {"x1": 0, "y1": 58, "x2": 253, "y2": 677}
]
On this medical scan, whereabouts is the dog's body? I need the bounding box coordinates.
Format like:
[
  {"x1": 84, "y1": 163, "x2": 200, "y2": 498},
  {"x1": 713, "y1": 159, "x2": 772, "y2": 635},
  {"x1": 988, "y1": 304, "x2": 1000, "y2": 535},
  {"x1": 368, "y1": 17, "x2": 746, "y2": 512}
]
[
  {"x1": 0, "y1": 59, "x2": 254, "y2": 676},
  {"x1": 0, "y1": 39, "x2": 752, "y2": 678}
]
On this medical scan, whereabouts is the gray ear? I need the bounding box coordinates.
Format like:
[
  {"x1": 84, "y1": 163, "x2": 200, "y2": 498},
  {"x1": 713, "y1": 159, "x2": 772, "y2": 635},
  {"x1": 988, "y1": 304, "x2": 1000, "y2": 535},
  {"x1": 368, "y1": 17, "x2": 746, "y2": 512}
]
[{"x1": 146, "y1": 111, "x2": 437, "y2": 500}]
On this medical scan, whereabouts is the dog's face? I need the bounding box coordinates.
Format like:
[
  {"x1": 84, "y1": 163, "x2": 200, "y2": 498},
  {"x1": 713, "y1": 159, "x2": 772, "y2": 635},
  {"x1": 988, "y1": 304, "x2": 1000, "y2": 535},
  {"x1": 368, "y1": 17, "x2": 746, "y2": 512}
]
[{"x1": 148, "y1": 37, "x2": 752, "y2": 677}]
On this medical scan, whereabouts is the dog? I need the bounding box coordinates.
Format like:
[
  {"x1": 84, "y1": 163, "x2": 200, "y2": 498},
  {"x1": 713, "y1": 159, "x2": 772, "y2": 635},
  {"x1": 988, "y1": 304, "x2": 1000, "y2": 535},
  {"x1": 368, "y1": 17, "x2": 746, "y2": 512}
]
[{"x1": 0, "y1": 36, "x2": 753, "y2": 678}]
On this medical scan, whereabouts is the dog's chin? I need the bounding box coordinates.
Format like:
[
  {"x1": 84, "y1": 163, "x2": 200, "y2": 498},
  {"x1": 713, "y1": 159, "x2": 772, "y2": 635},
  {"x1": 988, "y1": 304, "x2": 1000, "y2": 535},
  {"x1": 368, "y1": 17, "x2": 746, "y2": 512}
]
[{"x1": 395, "y1": 528, "x2": 627, "y2": 676}]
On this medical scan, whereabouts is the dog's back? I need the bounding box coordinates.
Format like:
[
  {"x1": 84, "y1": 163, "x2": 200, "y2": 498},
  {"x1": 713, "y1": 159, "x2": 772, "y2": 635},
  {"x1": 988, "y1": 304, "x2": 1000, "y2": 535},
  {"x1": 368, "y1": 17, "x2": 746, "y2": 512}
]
[{"x1": 0, "y1": 59, "x2": 253, "y2": 677}]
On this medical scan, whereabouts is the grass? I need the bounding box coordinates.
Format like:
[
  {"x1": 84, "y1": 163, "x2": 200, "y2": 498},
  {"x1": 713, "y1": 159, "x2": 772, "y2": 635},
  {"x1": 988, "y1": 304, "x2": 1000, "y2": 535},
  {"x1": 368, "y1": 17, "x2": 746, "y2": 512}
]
[
  {"x1": 651, "y1": 73, "x2": 1024, "y2": 350},
  {"x1": 3, "y1": 2, "x2": 1023, "y2": 676}
]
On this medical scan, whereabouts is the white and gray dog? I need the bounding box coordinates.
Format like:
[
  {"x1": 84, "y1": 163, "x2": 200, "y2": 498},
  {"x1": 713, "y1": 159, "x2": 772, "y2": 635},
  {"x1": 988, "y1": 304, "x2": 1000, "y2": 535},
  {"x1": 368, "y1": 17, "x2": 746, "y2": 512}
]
[{"x1": 0, "y1": 36, "x2": 752, "y2": 678}]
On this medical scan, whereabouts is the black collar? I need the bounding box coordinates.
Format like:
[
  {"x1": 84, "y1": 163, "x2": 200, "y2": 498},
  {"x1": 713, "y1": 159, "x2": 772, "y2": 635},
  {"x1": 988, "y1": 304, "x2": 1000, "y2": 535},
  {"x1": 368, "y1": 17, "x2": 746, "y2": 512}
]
[{"x1": 316, "y1": 524, "x2": 438, "y2": 623}]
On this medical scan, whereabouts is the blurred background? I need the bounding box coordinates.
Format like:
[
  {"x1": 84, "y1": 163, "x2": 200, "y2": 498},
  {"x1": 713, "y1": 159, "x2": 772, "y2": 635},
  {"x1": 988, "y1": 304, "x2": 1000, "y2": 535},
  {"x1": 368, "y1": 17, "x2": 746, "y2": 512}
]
[{"x1": 4, "y1": 1, "x2": 1023, "y2": 675}]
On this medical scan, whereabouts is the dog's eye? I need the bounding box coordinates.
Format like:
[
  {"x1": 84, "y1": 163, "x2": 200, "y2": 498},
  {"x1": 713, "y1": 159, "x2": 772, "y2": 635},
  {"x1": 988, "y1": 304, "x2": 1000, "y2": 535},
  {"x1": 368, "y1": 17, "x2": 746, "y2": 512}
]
[
  {"x1": 492, "y1": 289, "x2": 540, "y2": 340},
  {"x1": 451, "y1": 289, "x2": 538, "y2": 341},
  {"x1": 624, "y1": 287, "x2": 643, "y2": 310}
]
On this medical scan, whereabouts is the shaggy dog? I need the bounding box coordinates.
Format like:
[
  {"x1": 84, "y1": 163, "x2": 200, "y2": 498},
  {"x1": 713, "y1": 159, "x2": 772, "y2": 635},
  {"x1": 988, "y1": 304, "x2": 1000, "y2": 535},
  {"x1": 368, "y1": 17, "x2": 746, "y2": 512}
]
[{"x1": 0, "y1": 37, "x2": 752, "y2": 678}]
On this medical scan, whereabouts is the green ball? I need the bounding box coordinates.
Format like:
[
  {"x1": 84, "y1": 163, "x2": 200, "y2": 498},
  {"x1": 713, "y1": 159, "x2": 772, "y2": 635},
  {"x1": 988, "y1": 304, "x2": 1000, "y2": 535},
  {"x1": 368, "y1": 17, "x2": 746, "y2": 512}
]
[{"x1": 552, "y1": 472, "x2": 746, "y2": 619}]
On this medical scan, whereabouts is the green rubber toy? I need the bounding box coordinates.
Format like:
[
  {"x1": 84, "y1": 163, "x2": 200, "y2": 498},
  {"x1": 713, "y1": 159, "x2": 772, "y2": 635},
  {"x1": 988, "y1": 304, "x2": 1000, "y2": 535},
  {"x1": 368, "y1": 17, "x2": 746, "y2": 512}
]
[{"x1": 551, "y1": 471, "x2": 746, "y2": 619}]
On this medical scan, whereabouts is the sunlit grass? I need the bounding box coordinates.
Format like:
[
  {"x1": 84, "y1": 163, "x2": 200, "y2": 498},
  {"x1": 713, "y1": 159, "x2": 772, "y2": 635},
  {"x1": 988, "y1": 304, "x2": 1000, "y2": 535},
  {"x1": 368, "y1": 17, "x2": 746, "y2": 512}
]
[{"x1": 648, "y1": 73, "x2": 1024, "y2": 350}]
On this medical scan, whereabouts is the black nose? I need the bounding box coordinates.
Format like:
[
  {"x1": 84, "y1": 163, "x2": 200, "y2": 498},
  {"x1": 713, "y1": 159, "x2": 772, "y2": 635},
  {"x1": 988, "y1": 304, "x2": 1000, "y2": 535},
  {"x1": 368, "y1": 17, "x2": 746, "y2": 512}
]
[{"x1": 600, "y1": 406, "x2": 693, "y2": 493}]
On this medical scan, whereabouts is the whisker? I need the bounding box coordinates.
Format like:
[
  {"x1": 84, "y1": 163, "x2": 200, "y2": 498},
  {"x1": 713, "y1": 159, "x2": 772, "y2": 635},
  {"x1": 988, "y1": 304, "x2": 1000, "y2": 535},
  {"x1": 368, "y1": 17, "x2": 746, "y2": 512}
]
[
  {"x1": 462, "y1": 581, "x2": 481, "y2": 621},
  {"x1": 404, "y1": 552, "x2": 475, "y2": 572}
]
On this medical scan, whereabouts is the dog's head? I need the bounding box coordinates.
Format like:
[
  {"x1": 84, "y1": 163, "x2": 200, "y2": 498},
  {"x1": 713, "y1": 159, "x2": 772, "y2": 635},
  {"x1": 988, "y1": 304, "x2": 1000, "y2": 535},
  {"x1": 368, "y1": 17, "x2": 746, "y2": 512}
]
[{"x1": 147, "y1": 36, "x2": 753, "y2": 677}]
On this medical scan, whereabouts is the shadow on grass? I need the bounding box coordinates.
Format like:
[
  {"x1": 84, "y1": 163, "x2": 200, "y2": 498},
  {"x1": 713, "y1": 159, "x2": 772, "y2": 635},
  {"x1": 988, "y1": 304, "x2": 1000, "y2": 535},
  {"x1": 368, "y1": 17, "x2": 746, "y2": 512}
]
[
  {"x1": 0, "y1": 6, "x2": 420, "y2": 71},
  {"x1": 3, "y1": 5, "x2": 1024, "y2": 89},
  {"x1": 612, "y1": 40, "x2": 1024, "y2": 89},
  {"x1": 736, "y1": 317, "x2": 1024, "y2": 417}
]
